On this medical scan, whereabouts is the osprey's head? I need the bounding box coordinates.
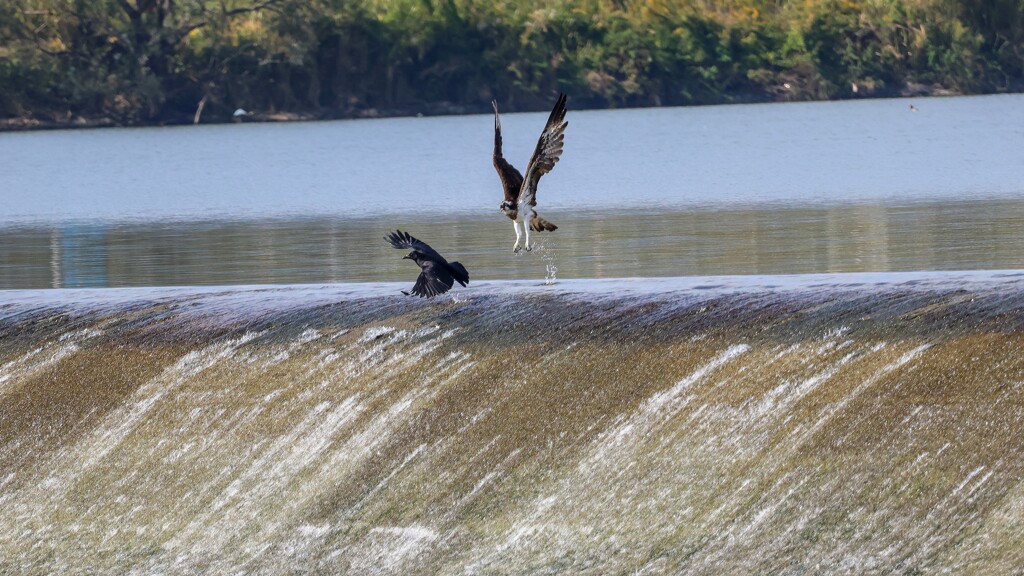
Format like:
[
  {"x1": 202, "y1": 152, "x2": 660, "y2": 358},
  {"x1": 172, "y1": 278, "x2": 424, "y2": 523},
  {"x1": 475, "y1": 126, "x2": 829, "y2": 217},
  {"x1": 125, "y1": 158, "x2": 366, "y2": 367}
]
[{"x1": 499, "y1": 201, "x2": 517, "y2": 219}]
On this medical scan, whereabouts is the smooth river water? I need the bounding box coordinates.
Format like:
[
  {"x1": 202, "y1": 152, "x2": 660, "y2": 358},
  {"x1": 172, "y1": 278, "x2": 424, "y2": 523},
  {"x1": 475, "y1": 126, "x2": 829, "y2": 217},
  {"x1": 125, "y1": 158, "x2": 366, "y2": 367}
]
[{"x1": 2, "y1": 94, "x2": 1023, "y2": 288}]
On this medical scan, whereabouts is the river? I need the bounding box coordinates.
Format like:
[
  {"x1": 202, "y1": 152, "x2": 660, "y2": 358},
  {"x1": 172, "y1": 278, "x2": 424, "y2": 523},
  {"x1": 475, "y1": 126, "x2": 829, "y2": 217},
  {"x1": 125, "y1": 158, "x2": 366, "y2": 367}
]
[{"x1": 2, "y1": 94, "x2": 1023, "y2": 288}]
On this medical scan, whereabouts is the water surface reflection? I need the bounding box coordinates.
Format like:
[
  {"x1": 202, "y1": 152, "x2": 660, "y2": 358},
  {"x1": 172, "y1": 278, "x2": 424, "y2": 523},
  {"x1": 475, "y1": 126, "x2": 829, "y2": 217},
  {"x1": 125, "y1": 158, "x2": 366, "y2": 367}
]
[{"x1": 3, "y1": 199, "x2": 1023, "y2": 290}]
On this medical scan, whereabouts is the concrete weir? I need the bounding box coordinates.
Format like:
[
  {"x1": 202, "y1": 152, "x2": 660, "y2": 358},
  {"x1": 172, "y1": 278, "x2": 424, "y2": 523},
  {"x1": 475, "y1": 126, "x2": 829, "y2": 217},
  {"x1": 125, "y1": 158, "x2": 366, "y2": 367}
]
[{"x1": 1, "y1": 272, "x2": 1024, "y2": 574}]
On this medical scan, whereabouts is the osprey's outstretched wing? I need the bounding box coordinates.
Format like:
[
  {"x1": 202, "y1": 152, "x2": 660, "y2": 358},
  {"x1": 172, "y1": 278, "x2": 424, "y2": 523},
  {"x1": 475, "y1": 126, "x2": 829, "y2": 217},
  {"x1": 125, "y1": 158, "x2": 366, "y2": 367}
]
[
  {"x1": 492, "y1": 100, "x2": 524, "y2": 204},
  {"x1": 384, "y1": 230, "x2": 442, "y2": 260},
  {"x1": 518, "y1": 93, "x2": 568, "y2": 209}
]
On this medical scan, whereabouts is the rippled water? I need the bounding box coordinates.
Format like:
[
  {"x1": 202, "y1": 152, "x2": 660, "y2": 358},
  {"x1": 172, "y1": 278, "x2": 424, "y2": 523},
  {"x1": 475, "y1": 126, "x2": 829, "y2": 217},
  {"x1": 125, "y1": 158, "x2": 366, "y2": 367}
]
[
  {"x1": 2, "y1": 94, "x2": 1023, "y2": 289},
  {"x1": 3, "y1": 274, "x2": 1024, "y2": 574}
]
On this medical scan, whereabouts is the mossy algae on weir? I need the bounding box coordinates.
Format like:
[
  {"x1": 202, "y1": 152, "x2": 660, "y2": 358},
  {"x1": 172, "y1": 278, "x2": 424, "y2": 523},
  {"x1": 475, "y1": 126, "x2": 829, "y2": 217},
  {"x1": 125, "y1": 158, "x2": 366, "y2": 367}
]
[{"x1": 1, "y1": 273, "x2": 1024, "y2": 574}]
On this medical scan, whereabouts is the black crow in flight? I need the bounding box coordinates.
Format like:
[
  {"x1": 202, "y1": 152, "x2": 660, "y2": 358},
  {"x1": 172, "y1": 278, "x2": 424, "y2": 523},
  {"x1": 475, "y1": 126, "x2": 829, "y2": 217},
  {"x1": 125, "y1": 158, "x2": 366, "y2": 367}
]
[
  {"x1": 385, "y1": 230, "x2": 469, "y2": 298},
  {"x1": 491, "y1": 93, "x2": 568, "y2": 252}
]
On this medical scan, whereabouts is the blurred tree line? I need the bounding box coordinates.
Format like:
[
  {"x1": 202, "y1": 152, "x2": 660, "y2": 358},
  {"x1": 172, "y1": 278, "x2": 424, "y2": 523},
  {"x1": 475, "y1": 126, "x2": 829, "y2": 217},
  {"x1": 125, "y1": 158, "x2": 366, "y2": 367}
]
[{"x1": 1, "y1": 0, "x2": 1022, "y2": 126}]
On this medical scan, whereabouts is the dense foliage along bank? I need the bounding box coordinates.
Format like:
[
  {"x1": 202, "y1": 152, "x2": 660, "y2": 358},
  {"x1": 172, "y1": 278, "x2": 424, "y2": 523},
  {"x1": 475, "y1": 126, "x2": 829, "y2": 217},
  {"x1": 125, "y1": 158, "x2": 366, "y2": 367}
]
[{"x1": 1, "y1": 0, "x2": 1022, "y2": 127}]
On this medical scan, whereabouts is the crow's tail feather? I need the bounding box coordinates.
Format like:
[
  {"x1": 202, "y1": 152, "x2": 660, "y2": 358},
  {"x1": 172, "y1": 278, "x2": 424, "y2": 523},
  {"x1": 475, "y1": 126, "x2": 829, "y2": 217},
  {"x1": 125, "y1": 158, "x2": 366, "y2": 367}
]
[{"x1": 449, "y1": 261, "x2": 470, "y2": 286}]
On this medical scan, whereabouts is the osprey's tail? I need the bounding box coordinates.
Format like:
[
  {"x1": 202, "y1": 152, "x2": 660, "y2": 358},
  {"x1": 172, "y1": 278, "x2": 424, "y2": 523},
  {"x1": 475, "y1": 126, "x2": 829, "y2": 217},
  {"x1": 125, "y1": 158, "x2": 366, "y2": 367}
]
[
  {"x1": 449, "y1": 261, "x2": 470, "y2": 287},
  {"x1": 530, "y1": 215, "x2": 558, "y2": 232}
]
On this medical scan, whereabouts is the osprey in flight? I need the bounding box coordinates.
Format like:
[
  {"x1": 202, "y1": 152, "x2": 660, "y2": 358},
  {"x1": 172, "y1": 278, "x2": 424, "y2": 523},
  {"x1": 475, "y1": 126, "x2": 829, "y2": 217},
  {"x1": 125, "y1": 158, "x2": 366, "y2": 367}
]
[
  {"x1": 492, "y1": 93, "x2": 568, "y2": 252},
  {"x1": 385, "y1": 230, "x2": 469, "y2": 298}
]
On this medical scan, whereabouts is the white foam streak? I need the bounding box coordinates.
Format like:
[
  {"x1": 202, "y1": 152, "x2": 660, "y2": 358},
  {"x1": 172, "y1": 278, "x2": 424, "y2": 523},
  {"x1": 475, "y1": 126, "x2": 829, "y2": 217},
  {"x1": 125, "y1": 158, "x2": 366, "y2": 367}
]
[
  {"x1": 0, "y1": 327, "x2": 104, "y2": 395},
  {"x1": 46, "y1": 332, "x2": 264, "y2": 488}
]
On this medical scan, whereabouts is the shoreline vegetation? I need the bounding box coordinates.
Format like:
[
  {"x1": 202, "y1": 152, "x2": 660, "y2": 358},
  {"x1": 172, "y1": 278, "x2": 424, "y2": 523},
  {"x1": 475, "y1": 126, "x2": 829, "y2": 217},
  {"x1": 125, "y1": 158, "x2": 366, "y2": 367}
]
[{"x1": 2, "y1": 0, "x2": 1022, "y2": 131}]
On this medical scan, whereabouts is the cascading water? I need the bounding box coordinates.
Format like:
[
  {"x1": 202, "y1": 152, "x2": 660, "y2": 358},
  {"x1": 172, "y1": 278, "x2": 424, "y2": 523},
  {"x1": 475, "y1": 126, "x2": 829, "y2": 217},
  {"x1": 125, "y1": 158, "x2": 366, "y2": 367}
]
[{"x1": 2, "y1": 272, "x2": 1023, "y2": 574}]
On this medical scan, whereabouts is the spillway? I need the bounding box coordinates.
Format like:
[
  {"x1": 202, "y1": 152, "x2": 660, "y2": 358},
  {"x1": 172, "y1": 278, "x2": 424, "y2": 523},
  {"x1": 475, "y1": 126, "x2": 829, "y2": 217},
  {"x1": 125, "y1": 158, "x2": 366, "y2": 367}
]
[{"x1": 2, "y1": 272, "x2": 1023, "y2": 574}]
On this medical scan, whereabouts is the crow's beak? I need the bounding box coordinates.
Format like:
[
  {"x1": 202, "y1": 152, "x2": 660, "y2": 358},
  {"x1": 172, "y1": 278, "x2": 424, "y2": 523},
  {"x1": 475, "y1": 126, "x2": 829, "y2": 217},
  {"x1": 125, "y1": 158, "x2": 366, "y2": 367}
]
[{"x1": 402, "y1": 255, "x2": 411, "y2": 260}]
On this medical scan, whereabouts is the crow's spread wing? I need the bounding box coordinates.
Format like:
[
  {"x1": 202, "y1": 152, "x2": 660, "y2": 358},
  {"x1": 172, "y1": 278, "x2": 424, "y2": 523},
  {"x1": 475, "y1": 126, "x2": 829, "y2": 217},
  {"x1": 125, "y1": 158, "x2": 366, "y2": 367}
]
[
  {"x1": 492, "y1": 100, "x2": 524, "y2": 204},
  {"x1": 408, "y1": 262, "x2": 456, "y2": 298},
  {"x1": 384, "y1": 230, "x2": 443, "y2": 261},
  {"x1": 518, "y1": 93, "x2": 568, "y2": 209}
]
